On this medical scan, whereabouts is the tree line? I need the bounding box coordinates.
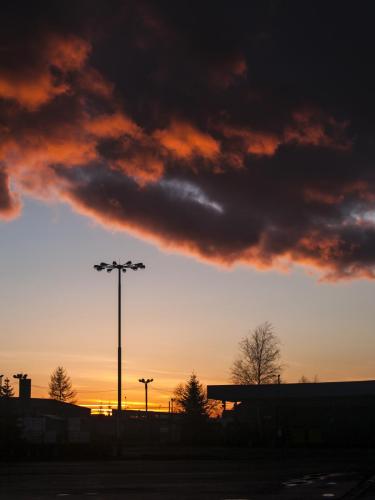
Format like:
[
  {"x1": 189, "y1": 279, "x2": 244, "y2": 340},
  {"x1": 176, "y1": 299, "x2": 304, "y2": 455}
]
[
  {"x1": 1, "y1": 322, "x2": 319, "y2": 408},
  {"x1": 0, "y1": 366, "x2": 76, "y2": 402}
]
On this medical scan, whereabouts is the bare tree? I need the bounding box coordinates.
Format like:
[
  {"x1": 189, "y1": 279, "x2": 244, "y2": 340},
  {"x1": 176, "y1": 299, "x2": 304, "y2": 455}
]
[
  {"x1": 231, "y1": 322, "x2": 282, "y2": 384},
  {"x1": 48, "y1": 366, "x2": 76, "y2": 403}
]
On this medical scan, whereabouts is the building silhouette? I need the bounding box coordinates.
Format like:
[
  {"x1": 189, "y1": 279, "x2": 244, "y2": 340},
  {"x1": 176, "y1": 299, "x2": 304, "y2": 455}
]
[{"x1": 208, "y1": 380, "x2": 375, "y2": 446}]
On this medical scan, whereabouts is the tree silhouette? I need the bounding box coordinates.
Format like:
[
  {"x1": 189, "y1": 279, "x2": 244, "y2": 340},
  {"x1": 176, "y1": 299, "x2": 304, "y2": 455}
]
[
  {"x1": 174, "y1": 373, "x2": 210, "y2": 418},
  {"x1": 48, "y1": 366, "x2": 76, "y2": 403},
  {"x1": 231, "y1": 322, "x2": 282, "y2": 384},
  {"x1": 174, "y1": 373, "x2": 218, "y2": 444},
  {"x1": 1, "y1": 378, "x2": 15, "y2": 398}
]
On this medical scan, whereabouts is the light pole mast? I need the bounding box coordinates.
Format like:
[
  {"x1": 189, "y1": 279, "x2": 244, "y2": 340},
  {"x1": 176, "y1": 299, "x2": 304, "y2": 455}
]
[
  {"x1": 139, "y1": 378, "x2": 153, "y2": 413},
  {"x1": 94, "y1": 260, "x2": 145, "y2": 451},
  {"x1": 118, "y1": 267, "x2": 121, "y2": 417}
]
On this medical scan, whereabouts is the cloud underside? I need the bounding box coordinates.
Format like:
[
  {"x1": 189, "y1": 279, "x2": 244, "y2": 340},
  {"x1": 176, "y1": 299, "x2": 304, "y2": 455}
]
[{"x1": 1, "y1": 1, "x2": 375, "y2": 280}]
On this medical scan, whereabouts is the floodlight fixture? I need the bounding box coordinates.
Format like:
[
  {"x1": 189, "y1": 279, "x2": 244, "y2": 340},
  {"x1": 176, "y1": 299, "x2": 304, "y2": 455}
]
[{"x1": 138, "y1": 377, "x2": 154, "y2": 413}]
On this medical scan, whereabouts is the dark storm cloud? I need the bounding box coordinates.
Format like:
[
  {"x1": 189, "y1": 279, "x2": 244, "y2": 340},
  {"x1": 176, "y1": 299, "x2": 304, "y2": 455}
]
[{"x1": 1, "y1": 0, "x2": 375, "y2": 279}]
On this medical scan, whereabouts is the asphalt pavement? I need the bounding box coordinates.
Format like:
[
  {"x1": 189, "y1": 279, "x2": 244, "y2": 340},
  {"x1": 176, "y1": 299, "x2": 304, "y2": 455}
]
[{"x1": 1, "y1": 452, "x2": 374, "y2": 499}]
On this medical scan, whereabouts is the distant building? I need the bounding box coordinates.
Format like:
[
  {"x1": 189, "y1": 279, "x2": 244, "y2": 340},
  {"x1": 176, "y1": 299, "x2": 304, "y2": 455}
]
[
  {"x1": 0, "y1": 377, "x2": 90, "y2": 445},
  {"x1": 208, "y1": 381, "x2": 375, "y2": 446},
  {"x1": 106, "y1": 409, "x2": 182, "y2": 444}
]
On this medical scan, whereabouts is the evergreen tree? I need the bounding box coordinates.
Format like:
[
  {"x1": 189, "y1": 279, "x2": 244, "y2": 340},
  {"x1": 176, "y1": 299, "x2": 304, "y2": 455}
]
[
  {"x1": 1, "y1": 377, "x2": 15, "y2": 398},
  {"x1": 48, "y1": 366, "x2": 76, "y2": 403},
  {"x1": 174, "y1": 373, "x2": 209, "y2": 418},
  {"x1": 174, "y1": 373, "x2": 219, "y2": 444}
]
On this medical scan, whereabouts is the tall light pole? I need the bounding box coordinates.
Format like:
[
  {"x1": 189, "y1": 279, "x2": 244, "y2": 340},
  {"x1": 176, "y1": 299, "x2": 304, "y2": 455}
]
[
  {"x1": 138, "y1": 378, "x2": 153, "y2": 413},
  {"x1": 94, "y1": 260, "x2": 145, "y2": 448}
]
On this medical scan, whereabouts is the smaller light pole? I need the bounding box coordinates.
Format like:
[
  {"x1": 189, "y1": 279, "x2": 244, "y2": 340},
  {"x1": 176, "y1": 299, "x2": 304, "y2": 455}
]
[{"x1": 139, "y1": 378, "x2": 153, "y2": 413}]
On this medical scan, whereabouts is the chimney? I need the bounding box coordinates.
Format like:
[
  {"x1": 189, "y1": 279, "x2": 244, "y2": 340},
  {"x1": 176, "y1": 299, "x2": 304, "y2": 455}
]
[{"x1": 13, "y1": 373, "x2": 31, "y2": 399}]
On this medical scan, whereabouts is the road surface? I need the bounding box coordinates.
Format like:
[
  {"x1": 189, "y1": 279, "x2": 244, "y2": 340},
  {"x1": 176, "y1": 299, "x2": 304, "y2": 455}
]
[{"x1": 1, "y1": 453, "x2": 374, "y2": 499}]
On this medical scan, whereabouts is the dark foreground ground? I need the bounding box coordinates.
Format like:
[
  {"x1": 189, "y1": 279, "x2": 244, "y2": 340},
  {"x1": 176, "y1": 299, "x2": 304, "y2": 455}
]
[{"x1": 1, "y1": 449, "x2": 375, "y2": 499}]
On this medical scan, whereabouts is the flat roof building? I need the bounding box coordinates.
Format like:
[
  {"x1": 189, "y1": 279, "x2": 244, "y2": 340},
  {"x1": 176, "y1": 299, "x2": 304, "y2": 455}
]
[{"x1": 208, "y1": 381, "x2": 375, "y2": 447}]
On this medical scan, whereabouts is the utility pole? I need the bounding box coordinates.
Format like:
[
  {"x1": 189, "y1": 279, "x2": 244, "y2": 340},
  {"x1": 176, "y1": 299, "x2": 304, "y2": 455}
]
[
  {"x1": 94, "y1": 260, "x2": 145, "y2": 454},
  {"x1": 139, "y1": 378, "x2": 153, "y2": 413}
]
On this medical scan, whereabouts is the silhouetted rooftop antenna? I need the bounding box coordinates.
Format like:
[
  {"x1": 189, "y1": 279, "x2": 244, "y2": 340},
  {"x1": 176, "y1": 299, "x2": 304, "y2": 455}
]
[{"x1": 94, "y1": 260, "x2": 145, "y2": 453}]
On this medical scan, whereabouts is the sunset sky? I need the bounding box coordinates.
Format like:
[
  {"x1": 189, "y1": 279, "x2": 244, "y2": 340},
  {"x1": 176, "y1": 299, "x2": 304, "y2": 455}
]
[{"x1": 1, "y1": 1, "x2": 375, "y2": 411}]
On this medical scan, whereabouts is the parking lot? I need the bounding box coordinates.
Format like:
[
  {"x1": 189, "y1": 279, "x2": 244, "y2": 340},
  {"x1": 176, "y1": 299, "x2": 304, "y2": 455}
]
[{"x1": 1, "y1": 451, "x2": 374, "y2": 499}]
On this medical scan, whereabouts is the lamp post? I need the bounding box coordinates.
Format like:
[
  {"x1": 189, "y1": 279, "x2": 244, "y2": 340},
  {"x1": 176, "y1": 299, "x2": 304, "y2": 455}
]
[
  {"x1": 94, "y1": 260, "x2": 145, "y2": 450},
  {"x1": 138, "y1": 378, "x2": 153, "y2": 413}
]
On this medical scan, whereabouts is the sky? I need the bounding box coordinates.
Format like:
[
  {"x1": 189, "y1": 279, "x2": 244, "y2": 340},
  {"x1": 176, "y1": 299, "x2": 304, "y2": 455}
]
[{"x1": 1, "y1": 1, "x2": 375, "y2": 410}]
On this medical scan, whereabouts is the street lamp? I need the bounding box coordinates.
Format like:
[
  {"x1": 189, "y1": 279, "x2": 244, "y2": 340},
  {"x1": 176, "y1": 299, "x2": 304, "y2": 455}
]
[
  {"x1": 138, "y1": 378, "x2": 153, "y2": 413},
  {"x1": 94, "y1": 260, "x2": 145, "y2": 447}
]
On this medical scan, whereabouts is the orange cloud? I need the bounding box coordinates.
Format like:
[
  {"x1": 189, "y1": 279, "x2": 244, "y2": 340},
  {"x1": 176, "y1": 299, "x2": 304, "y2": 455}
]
[
  {"x1": 304, "y1": 181, "x2": 372, "y2": 205},
  {"x1": 78, "y1": 68, "x2": 114, "y2": 98},
  {"x1": 0, "y1": 35, "x2": 90, "y2": 110},
  {"x1": 46, "y1": 35, "x2": 90, "y2": 72},
  {"x1": 115, "y1": 155, "x2": 164, "y2": 184},
  {"x1": 304, "y1": 189, "x2": 343, "y2": 205},
  {"x1": 221, "y1": 125, "x2": 280, "y2": 156},
  {"x1": 3, "y1": 130, "x2": 96, "y2": 170},
  {"x1": 285, "y1": 110, "x2": 351, "y2": 150},
  {"x1": 154, "y1": 120, "x2": 220, "y2": 159},
  {"x1": 85, "y1": 112, "x2": 140, "y2": 138},
  {"x1": 0, "y1": 72, "x2": 69, "y2": 111}
]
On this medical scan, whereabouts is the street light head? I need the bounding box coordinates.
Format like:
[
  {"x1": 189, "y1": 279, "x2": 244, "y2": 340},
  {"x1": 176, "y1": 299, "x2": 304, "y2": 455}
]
[
  {"x1": 112, "y1": 261, "x2": 117, "y2": 266},
  {"x1": 100, "y1": 262, "x2": 108, "y2": 267},
  {"x1": 126, "y1": 261, "x2": 132, "y2": 266},
  {"x1": 122, "y1": 268, "x2": 127, "y2": 273},
  {"x1": 107, "y1": 268, "x2": 113, "y2": 273}
]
